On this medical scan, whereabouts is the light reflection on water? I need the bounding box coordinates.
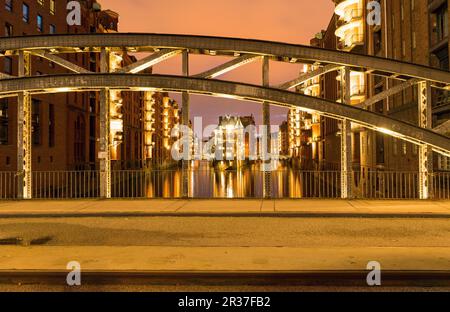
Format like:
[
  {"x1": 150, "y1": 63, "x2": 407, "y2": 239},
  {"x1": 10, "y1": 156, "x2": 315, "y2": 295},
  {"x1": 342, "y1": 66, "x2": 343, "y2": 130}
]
[{"x1": 116, "y1": 163, "x2": 341, "y2": 199}]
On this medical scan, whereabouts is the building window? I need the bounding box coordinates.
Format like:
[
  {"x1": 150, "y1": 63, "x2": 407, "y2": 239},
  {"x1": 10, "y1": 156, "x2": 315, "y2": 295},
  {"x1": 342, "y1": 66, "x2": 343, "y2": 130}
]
[
  {"x1": 435, "y1": 46, "x2": 449, "y2": 70},
  {"x1": 32, "y1": 99, "x2": 41, "y2": 145},
  {"x1": 5, "y1": 0, "x2": 13, "y2": 12},
  {"x1": 22, "y1": 3, "x2": 29, "y2": 23},
  {"x1": 74, "y1": 115, "x2": 86, "y2": 164},
  {"x1": 436, "y1": 5, "x2": 449, "y2": 42},
  {"x1": 4, "y1": 23, "x2": 13, "y2": 37},
  {"x1": 49, "y1": 24, "x2": 56, "y2": 34},
  {"x1": 373, "y1": 29, "x2": 382, "y2": 55},
  {"x1": 49, "y1": 104, "x2": 55, "y2": 147},
  {"x1": 376, "y1": 134, "x2": 385, "y2": 164},
  {"x1": 0, "y1": 99, "x2": 8, "y2": 145},
  {"x1": 49, "y1": 0, "x2": 55, "y2": 15},
  {"x1": 37, "y1": 14, "x2": 43, "y2": 32},
  {"x1": 4, "y1": 57, "x2": 12, "y2": 75}
]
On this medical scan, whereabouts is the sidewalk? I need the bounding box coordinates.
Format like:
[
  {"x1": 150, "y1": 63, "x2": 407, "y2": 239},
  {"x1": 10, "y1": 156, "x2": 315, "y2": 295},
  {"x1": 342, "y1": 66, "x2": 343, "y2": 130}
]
[
  {"x1": 1, "y1": 246, "x2": 449, "y2": 272},
  {"x1": 0, "y1": 199, "x2": 449, "y2": 218}
]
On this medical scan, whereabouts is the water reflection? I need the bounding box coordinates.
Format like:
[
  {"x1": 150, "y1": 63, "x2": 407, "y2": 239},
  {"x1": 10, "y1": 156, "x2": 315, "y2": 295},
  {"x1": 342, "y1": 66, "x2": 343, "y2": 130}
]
[{"x1": 112, "y1": 162, "x2": 341, "y2": 199}]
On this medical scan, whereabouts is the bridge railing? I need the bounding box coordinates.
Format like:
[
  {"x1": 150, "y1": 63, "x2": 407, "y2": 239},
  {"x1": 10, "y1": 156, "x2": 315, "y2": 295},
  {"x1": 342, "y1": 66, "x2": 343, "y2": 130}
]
[
  {"x1": 352, "y1": 171, "x2": 420, "y2": 199},
  {"x1": 1, "y1": 170, "x2": 450, "y2": 200},
  {"x1": 0, "y1": 172, "x2": 19, "y2": 200},
  {"x1": 433, "y1": 171, "x2": 450, "y2": 199}
]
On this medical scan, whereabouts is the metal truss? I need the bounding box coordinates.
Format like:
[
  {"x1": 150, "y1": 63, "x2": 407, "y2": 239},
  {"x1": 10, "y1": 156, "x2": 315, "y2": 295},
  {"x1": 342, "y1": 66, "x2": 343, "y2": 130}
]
[
  {"x1": 2, "y1": 34, "x2": 449, "y2": 85},
  {"x1": 262, "y1": 56, "x2": 272, "y2": 199},
  {"x1": 99, "y1": 48, "x2": 112, "y2": 199},
  {"x1": 30, "y1": 50, "x2": 91, "y2": 73},
  {"x1": 340, "y1": 68, "x2": 352, "y2": 199},
  {"x1": 2, "y1": 34, "x2": 450, "y2": 200},
  {"x1": 194, "y1": 54, "x2": 261, "y2": 79},
  {"x1": 357, "y1": 78, "x2": 422, "y2": 109},
  {"x1": 181, "y1": 50, "x2": 190, "y2": 198},
  {"x1": 418, "y1": 81, "x2": 433, "y2": 200},
  {"x1": 278, "y1": 64, "x2": 342, "y2": 90},
  {"x1": 17, "y1": 51, "x2": 32, "y2": 199},
  {"x1": 1, "y1": 74, "x2": 450, "y2": 157},
  {"x1": 117, "y1": 49, "x2": 182, "y2": 74}
]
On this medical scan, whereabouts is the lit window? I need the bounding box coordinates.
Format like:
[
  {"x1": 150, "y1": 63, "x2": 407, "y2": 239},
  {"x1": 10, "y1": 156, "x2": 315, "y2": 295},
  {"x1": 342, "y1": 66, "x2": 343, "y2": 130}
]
[
  {"x1": 5, "y1": 0, "x2": 13, "y2": 12},
  {"x1": 49, "y1": 0, "x2": 55, "y2": 15},
  {"x1": 37, "y1": 14, "x2": 43, "y2": 32},
  {"x1": 49, "y1": 24, "x2": 56, "y2": 34},
  {"x1": 22, "y1": 3, "x2": 29, "y2": 23}
]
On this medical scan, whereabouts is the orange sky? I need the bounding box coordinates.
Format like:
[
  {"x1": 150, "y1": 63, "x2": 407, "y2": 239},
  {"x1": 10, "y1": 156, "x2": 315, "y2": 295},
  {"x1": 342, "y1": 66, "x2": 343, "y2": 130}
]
[{"x1": 100, "y1": 0, "x2": 335, "y2": 127}]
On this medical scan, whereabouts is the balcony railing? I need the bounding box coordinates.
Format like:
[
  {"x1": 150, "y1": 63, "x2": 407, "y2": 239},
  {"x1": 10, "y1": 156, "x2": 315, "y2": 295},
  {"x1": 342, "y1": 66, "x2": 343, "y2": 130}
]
[
  {"x1": 341, "y1": 9, "x2": 363, "y2": 23},
  {"x1": 338, "y1": 34, "x2": 364, "y2": 51},
  {"x1": 1, "y1": 170, "x2": 450, "y2": 200}
]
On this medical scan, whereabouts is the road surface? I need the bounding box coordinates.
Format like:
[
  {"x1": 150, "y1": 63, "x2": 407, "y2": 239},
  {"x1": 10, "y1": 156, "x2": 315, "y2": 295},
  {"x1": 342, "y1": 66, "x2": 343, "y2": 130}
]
[
  {"x1": 1, "y1": 216, "x2": 449, "y2": 291},
  {"x1": 0, "y1": 216, "x2": 449, "y2": 247}
]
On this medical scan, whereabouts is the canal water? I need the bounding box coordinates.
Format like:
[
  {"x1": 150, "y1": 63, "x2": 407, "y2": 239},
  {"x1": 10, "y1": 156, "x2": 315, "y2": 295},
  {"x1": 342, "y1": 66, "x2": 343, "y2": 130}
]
[{"x1": 111, "y1": 163, "x2": 341, "y2": 199}]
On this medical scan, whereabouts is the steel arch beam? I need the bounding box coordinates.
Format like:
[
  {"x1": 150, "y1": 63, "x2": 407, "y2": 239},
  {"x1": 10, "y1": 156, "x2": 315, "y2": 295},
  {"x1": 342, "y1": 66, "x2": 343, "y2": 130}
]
[
  {"x1": 1, "y1": 73, "x2": 450, "y2": 156},
  {"x1": 1, "y1": 34, "x2": 450, "y2": 85},
  {"x1": 30, "y1": 50, "x2": 92, "y2": 74},
  {"x1": 278, "y1": 64, "x2": 342, "y2": 90},
  {"x1": 116, "y1": 49, "x2": 182, "y2": 74},
  {"x1": 194, "y1": 54, "x2": 262, "y2": 79}
]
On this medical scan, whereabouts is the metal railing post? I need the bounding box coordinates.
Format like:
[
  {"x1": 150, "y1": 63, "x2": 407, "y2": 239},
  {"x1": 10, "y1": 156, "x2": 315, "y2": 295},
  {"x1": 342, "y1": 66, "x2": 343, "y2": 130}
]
[
  {"x1": 99, "y1": 48, "x2": 112, "y2": 199},
  {"x1": 262, "y1": 55, "x2": 272, "y2": 199},
  {"x1": 181, "y1": 50, "x2": 191, "y2": 198},
  {"x1": 17, "y1": 51, "x2": 32, "y2": 199},
  {"x1": 418, "y1": 81, "x2": 433, "y2": 199},
  {"x1": 340, "y1": 67, "x2": 353, "y2": 199}
]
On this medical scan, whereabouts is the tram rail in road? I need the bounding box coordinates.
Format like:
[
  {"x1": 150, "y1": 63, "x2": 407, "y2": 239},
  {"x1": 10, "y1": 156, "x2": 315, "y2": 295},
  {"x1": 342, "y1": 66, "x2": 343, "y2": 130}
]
[{"x1": 1, "y1": 270, "x2": 450, "y2": 288}]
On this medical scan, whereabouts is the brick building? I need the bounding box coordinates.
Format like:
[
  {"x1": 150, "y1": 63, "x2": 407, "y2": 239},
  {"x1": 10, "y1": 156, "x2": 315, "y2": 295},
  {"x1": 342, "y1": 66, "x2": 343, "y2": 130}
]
[
  {"x1": 149, "y1": 92, "x2": 180, "y2": 168},
  {"x1": 293, "y1": 0, "x2": 450, "y2": 173},
  {"x1": 0, "y1": 0, "x2": 178, "y2": 172}
]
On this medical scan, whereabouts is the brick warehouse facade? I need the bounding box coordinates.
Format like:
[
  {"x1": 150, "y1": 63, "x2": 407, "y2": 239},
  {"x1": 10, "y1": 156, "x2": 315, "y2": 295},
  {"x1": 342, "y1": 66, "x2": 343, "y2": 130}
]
[
  {"x1": 294, "y1": 0, "x2": 450, "y2": 173},
  {"x1": 0, "y1": 0, "x2": 179, "y2": 172},
  {"x1": 1, "y1": 0, "x2": 72, "y2": 172}
]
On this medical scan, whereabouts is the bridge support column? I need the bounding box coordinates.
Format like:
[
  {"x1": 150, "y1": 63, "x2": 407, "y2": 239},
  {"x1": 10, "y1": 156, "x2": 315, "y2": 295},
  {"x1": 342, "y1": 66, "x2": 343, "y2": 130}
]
[
  {"x1": 181, "y1": 50, "x2": 191, "y2": 198},
  {"x1": 99, "y1": 48, "x2": 111, "y2": 199},
  {"x1": 17, "y1": 51, "x2": 32, "y2": 199},
  {"x1": 262, "y1": 56, "x2": 272, "y2": 199},
  {"x1": 99, "y1": 88, "x2": 111, "y2": 199},
  {"x1": 418, "y1": 81, "x2": 433, "y2": 199},
  {"x1": 340, "y1": 67, "x2": 353, "y2": 199}
]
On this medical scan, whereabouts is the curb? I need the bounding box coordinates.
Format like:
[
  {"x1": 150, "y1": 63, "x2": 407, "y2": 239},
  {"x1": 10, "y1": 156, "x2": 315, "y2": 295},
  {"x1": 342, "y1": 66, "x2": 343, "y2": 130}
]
[{"x1": 0, "y1": 212, "x2": 449, "y2": 219}]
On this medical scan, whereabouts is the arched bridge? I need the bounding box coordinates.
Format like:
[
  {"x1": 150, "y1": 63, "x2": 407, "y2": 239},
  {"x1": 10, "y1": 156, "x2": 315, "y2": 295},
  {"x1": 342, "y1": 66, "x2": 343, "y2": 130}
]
[{"x1": 1, "y1": 33, "x2": 449, "y2": 200}]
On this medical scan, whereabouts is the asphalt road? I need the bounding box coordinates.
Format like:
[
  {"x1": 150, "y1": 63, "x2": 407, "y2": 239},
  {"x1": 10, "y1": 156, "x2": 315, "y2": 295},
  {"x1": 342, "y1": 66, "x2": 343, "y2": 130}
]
[
  {"x1": 0, "y1": 216, "x2": 449, "y2": 247},
  {"x1": 1, "y1": 216, "x2": 450, "y2": 291}
]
